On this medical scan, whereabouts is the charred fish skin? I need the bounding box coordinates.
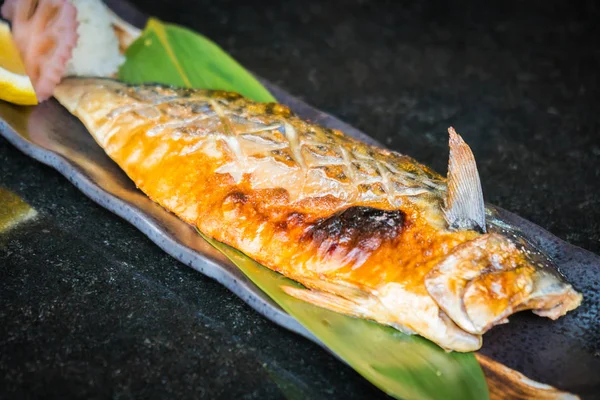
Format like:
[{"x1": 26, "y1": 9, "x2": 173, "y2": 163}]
[{"x1": 53, "y1": 77, "x2": 582, "y2": 352}]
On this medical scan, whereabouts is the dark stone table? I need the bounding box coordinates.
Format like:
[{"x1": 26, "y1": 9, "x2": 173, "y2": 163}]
[{"x1": 1, "y1": 0, "x2": 598, "y2": 398}]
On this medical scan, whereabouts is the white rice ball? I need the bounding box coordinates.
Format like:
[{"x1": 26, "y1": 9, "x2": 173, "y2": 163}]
[{"x1": 64, "y1": 0, "x2": 125, "y2": 77}]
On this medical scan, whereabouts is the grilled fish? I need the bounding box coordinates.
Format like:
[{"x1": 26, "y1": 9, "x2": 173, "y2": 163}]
[{"x1": 53, "y1": 77, "x2": 582, "y2": 352}]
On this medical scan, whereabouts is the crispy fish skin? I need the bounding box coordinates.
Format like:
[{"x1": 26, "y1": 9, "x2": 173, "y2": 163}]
[{"x1": 53, "y1": 77, "x2": 582, "y2": 352}]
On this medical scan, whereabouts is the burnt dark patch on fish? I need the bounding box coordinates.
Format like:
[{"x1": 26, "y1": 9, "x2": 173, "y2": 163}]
[
  {"x1": 224, "y1": 191, "x2": 248, "y2": 205},
  {"x1": 303, "y1": 206, "x2": 405, "y2": 257},
  {"x1": 263, "y1": 102, "x2": 293, "y2": 118},
  {"x1": 275, "y1": 211, "x2": 307, "y2": 231},
  {"x1": 286, "y1": 212, "x2": 306, "y2": 226},
  {"x1": 265, "y1": 103, "x2": 276, "y2": 115},
  {"x1": 221, "y1": 91, "x2": 244, "y2": 101}
]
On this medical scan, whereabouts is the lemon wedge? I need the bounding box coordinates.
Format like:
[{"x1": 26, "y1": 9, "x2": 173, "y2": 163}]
[{"x1": 0, "y1": 20, "x2": 37, "y2": 105}]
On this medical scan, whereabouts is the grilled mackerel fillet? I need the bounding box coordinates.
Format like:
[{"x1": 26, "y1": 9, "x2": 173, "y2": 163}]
[{"x1": 54, "y1": 78, "x2": 582, "y2": 352}]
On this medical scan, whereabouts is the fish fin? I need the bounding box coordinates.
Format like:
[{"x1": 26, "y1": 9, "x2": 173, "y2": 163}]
[
  {"x1": 281, "y1": 285, "x2": 368, "y2": 318},
  {"x1": 444, "y1": 127, "x2": 486, "y2": 233}
]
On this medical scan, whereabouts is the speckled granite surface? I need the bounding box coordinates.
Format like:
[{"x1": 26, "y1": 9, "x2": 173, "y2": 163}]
[{"x1": 1, "y1": 0, "x2": 599, "y2": 398}]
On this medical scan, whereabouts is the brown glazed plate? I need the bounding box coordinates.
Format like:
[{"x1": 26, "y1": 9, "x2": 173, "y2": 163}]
[{"x1": 0, "y1": 1, "x2": 598, "y2": 398}]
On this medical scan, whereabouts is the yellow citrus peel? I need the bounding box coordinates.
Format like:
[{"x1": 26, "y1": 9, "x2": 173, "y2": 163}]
[{"x1": 0, "y1": 20, "x2": 37, "y2": 105}]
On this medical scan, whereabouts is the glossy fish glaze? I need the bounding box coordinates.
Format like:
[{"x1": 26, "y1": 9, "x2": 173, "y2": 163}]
[{"x1": 54, "y1": 78, "x2": 582, "y2": 352}]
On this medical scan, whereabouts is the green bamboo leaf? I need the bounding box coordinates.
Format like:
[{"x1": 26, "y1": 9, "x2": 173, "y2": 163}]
[
  {"x1": 118, "y1": 18, "x2": 489, "y2": 400},
  {"x1": 201, "y1": 233, "x2": 488, "y2": 400},
  {"x1": 118, "y1": 18, "x2": 275, "y2": 102}
]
